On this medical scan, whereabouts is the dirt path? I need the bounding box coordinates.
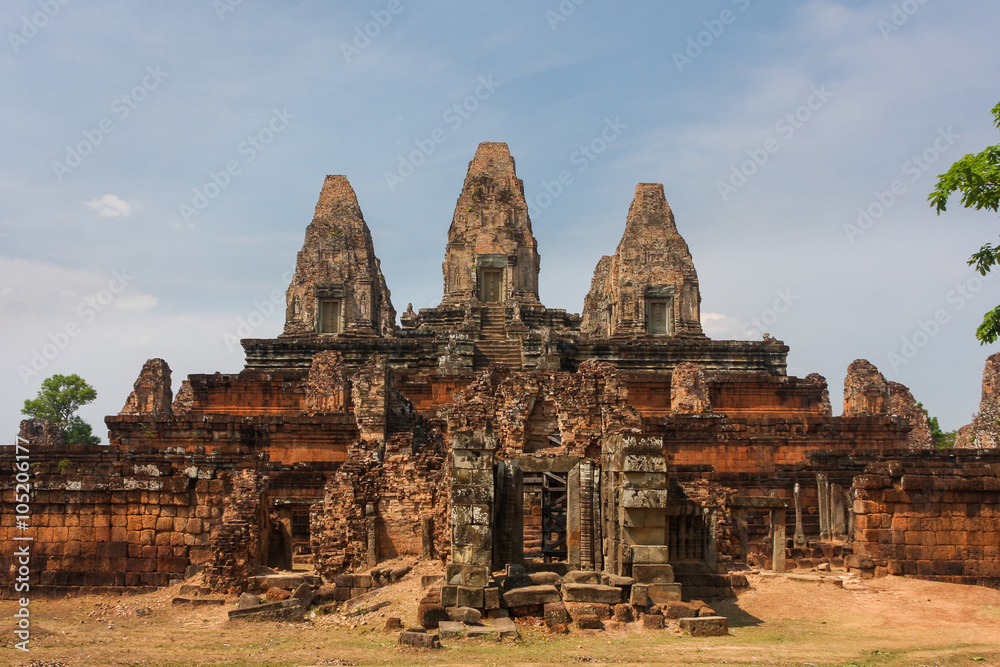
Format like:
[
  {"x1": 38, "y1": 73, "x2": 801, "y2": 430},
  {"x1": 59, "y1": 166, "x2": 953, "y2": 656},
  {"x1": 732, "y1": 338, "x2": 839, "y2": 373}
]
[{"x1": 3, "y1": 568, "x2": 999, "y2": 667}]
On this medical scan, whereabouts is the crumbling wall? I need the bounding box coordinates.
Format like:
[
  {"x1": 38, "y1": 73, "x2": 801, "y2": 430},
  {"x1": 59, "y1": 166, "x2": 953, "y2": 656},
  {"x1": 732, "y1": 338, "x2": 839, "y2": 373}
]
[
  {"x1": 205, "y1": 471, "x2": 268, "y2": 594},
  {"x1": 850, "y1": 456, "x2": 1000, "y2": 588},
  {"x1": 671, "y1": 362, "x2": 712, "y2": 415},
  {"x1": 956, "y1": 352, "x2": 1000, "y2": 448},
  {"x1": 887, "y1": 381, "x2": 933, "y2": 449},
  {"x1": 304, "y1": 350, "x2": 348, "y2": 414}
]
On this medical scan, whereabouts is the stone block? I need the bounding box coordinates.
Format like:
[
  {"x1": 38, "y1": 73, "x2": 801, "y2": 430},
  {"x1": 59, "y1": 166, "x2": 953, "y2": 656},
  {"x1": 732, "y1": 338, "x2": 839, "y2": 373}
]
[
  {"x1": 631, "y1": 564, "x2": 674, "y2": 584},
  {"x1": 442, "y1": 585, "x2": 483, "y2": 608},
  {"x1": 640, "y1": 613, "x2": 665, "y2": 629},
  {"x1": 527, "y1": 571, "x2": 563, "y2": 586},
  {"x1": 544, "y1": 601, "x2": 572, "y2": 626},
  {"x1": 417, "y1": 602, "x2": 448, "y2": 629},
  {"x1": 612, "y1": 603, "x2": 634, "y2": 623},
  {"x1": 446, "y1": 564, "x2": 489, "y2": 587},
  {"x1": 502, "y1": 584, "x2": 561, "y2": 608},
  {"x1": 575, "y1": 614, "x2": 602, "y2": 630},
  {"x1": 237, "y1": 593, "x2": 260, "y2": 610},
  {"x1": 623, "y1": 472, "x2": 668, "y2": 489},
  {"x1": 630, "y1": 584, "x2": 650, "y2": 607},
  {"x1": 663, "y1": 601, "x2": 702, "y2": 619},
  {"x1": 438, "y1": 621, "x2": 467, "y2": 638},
  {"x1": 565, "y1": 601, "x2": 613, "y2": 621},
  {"x1": 561, "y1": 583, "x2": 622, "y2": 605},
  {"x1": 621, "y1": 488, "x2": 669, "y2": 508},
  {"x1": 453, "y1": 449, "x2": 492, "y2": 470},
  {"x1": 227, "y1": 599, "x2": 303, "y2": 622},
  {"x1": 451, "y1": 545, "x2": 491, "y2": 567},
  {"x1": 488, "y1": 616, "x2": 519, "y2": 639},
  {"x1": 447, "y1": 606, "x2": 482, "y2": 624},
  {"x1": 646, "y1": 583, "x2": 683, "y2": 604},
  {"x1": 679, "y1": 616, "x2": 729, "y2": 636},
  {"x1": 397, "y1": 630, "x2": 441, "y2": 649},
  {"x1": 484, "y1": 587, "x2": 500, "y2": 610},
  {"x1": 630, "y1": 545, "x2": 670, "y2": 564},
  {"x1": 564, "y1": 570, "x2": 601, "y2": 584}
]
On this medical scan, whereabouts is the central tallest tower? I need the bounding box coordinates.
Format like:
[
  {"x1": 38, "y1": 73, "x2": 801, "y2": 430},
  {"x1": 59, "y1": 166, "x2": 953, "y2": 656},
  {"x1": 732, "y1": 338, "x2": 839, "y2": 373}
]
[{"x1": 440, "y1": 142, "x2": 541, "y2": 307}]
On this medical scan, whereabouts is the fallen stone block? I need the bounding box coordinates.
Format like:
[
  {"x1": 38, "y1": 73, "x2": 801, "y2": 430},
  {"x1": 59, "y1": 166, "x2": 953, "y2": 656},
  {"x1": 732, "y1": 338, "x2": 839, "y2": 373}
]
[
  {"x1": 421, "y1": 574, "x2": 444, "y2": 588},
  {"x1": 488, "y1": 616, "x2": 519, "y2": 639},
  {"x1": 564, "y1": 570, "x2": 601, "y2": 584},
  {"x1": 292, "y1": 583, "x2": 314, "y2": 609},
  {"x1": 646, "y1": 583, "x2": 683, "y2": 604},
  {"x1": 438, "y1": 621, "x2": 466, "y2": 638},
  {"x1": 528, "y1": 571, "x2": 564, "y2": 586},
  {"x1": 575, "y1": 614, "x2": 602, "y2": 630},
  {"x1": 565, "y1": 601, "x2": 612, "y2": 621},
  {"x1": 502, "y1": 584, "x2": 561, "y2": 608},
  {"x1": 447, "y1": 606, "x2": 482, "y2": 624},
  {"x1": 384, "y1": 617, "x2": 403, "y2": 631},
  {"x1": 398, "y1": 630, "x2": 441, "y2": 649},
  {"x1": 265, "y1": 587, "x2": 292, "y2": 602},
  {"x1": 629, "y1": 584, "x2": 650, "y2": 607},
  {"x1": 417, "y1": 602, "x2": 448, "y2": 629},
  {"x1": 465, "y1": 624, "x2": 499, "y2": 641},
  {"x1": 442, "y1": 584, "x2": 484, "y2": 608},
  {"x1": 662, "y1": 601, "x2": 702, "y2": 619},
  {"x1": 544, "y1": 601, "x2": 572, "y2": 627},
  {"x1": 631, "y1": 564, "x2": 674, "y2": 584},
  {"x1": 640, "y1": 613, "x2": 665, "y2": 629},
  {"x1": 561, "y1": 583, "x2": 622, "y2": 605},
  {"x1": 228, "y1": 599, "x2": 304, "y2": 622},
  {"x1": 679, "y1": 616, "x2": 729, "y2": 636},
  {"x1": 612, "y1": 603, "x2": 634, "y2": 623}
]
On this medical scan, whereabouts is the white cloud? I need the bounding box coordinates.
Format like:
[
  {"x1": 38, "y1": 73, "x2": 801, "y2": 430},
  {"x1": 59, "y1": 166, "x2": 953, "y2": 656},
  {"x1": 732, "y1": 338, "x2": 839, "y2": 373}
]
[{"x1": 85, "y1": 194, "x2": 137, "y2": 218}]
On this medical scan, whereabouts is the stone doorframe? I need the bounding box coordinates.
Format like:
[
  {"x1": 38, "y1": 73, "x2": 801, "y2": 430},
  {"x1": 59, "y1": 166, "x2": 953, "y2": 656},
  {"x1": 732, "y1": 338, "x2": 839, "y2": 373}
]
[
  {"x1": 491, "y1": 455, "x2": 601, "y2": 571},
  {"x1": 731, "y1": 496, "x2": 791, "y2": 573}
]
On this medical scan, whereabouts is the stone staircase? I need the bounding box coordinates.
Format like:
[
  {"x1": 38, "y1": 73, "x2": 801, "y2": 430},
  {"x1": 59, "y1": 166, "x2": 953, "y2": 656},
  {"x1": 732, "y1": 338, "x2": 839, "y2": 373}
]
[
  {"x1": 670, "y1": 561, "x2": 747, "y2": 600},
  {"x1": 474, "y1": 305, "x2": 522, "y2": 370}
]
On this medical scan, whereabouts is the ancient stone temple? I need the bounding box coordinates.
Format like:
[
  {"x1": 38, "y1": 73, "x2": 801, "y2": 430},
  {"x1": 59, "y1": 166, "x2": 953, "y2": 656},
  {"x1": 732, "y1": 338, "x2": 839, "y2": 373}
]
[{"x1": 2, "y1": 143, "x2": 999, "y2": 620}]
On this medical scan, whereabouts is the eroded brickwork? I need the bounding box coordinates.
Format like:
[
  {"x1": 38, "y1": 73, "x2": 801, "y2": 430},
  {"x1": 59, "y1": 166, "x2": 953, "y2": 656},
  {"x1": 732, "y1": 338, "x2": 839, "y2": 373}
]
[{"x1": 956, "y1": 352, "x2": 1000, "y2": 448}]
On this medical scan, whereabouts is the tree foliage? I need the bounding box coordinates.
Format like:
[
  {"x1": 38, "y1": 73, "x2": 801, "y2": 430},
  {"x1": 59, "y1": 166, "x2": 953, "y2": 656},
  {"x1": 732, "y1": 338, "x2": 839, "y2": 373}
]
[
  {"x1": 930, "y1": 101, "x2": 1000, "y2": 344},
  {"x1": 22, "y1": 374, "x2": 100, "y2": 445}
]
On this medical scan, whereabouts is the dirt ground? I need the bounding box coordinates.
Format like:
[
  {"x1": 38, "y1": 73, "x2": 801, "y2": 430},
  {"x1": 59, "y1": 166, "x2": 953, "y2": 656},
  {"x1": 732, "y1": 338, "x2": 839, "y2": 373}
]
[{"x1": 3, "y1": 561, "x2": 1000, "y2": 667}]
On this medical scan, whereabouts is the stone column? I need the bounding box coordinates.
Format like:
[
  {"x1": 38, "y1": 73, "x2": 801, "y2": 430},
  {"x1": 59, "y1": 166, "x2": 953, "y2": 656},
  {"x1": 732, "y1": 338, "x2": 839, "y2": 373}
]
[
  {"x1": 770, "y1": 508, "x2": 787, "y2": 574},
  {"x1": 817, "y1": 473, "x2": 831, "y2": 541}
]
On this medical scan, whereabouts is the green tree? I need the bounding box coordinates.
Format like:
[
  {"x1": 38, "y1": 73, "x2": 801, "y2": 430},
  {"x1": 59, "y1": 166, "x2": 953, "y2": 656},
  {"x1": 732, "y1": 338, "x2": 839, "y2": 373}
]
[
  {"x1": 22, "y1": 374, "x2": 100, "y2": 445},
  {"x1": 929, "y1": 101, "x2": 1000, "y2": 343},
  {"x1": 918, "y1": 402, "x2": 956, "y2": 449}
]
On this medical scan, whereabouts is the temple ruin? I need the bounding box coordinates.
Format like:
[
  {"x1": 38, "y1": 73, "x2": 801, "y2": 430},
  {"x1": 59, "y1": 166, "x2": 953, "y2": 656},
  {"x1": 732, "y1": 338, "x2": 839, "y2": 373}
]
[{"x1": 2, "y1": 142, "x2": 999, "y2": 631}]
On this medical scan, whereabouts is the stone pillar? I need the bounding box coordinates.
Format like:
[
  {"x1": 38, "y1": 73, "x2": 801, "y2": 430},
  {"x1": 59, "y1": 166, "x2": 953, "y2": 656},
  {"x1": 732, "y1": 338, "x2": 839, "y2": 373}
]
[
  {"x1": 770, "y1": 508, "x2": 787, "y2": 574},
  {"x1": 444, "y1": 431, "x2": 496, "y2": 609},
  {"x1": 817, "y1": 473, "x2": 831, "y2": 541},
  {"x1": 793, "y1": 483, "x2": 806, "y2": 547},
  {"x1": 704, "y1": 507, "x2": 718, "y2": 572},
  {"x1": 735, "y1": 507, "x2": 749, "y2": 563},
  {"x1": 421, "y1": 516, "x2": 434, "y2": 560},
  {"x1": 832, "y1": 485, "x2": 846, "y2": 538}
]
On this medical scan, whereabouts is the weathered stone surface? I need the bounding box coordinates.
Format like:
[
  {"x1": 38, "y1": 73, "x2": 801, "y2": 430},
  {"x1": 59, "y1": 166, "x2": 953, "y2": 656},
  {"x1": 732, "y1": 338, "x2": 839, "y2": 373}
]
[
  {"x1": 121, "y1": 358, "x2": 173, "y2": 415},
  {"x1": 560, "y1": 583, "x2": 623, "y2": 605},
  {"x1": 292, "y1": 583, "x2": 314, "y2": 609},
  {"x1": 582, "y1": 183, "x2": 703, "y2": 338},
  {"x1": 612, "y1": 603, "x2": 634, "y2": 623},
  {"x1": 384, "y1": 616, "x2": 403, "y2": 631},
  {"x1": 417, "y1": 602, "x2": 448, "y2": 630},
  {"x1": 844, "y1": 359, "x2": 890, "y2": 416},
  {"x1": 501, "y1": 584, "x2": 561, "y2": 608},
  {"x1": 671, "y1": 362, "x2": 711, "y2": 415},
  {"x1": 283, "y1": 175, "x2": 395, "y2": 337},
  {"x1": 956, "y1": 352, "x2": 1000, "y2": 448},
  {"x1": 679, "y1": 616, "x2": 729, "y2": 636},
  {"x1": 662, "y1": 601, "x2": 702, "y2": 619},
  {"x1": 575, "y1": 614, "x2": 603, "y2": 630}
]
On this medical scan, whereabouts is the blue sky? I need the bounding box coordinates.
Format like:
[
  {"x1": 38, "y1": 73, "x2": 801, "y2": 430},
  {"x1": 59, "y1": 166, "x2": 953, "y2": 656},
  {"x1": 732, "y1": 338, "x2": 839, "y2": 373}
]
[{"x1": 2, "y1": 0, "x2": 999, "y2": 439}]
